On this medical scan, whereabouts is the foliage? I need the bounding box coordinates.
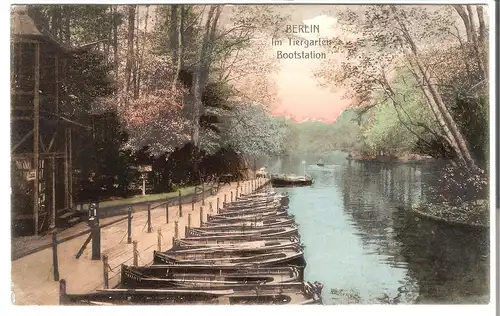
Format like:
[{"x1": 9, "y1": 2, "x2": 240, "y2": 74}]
[
  {"x1": 221, "y1": 102, "x2": 286, "y2": 157},
  {"x1": 427, "y1": 165, "x2": 488, "y2": 205}
]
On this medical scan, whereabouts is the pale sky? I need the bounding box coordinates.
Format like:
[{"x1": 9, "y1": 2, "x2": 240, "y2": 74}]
[{"x1": 271, "y1": 8, "x2": 349, "y2": 123}]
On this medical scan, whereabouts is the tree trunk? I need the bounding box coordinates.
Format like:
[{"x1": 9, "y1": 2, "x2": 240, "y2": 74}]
[
  {"x1": 50, "y1": 6, "x2": 61, "y2": 40},
  {"x1": 63, "y1": 6, "x2": 71, "y2": 45},
  {"x1": 200, "y1": 6, "x2": 223, "y2": 88},
  {"x1": 391, "y1": 5, "x2": 476, "y2": 168},
  {"x1": 113, "y1": 6, "x2": 119, "y2": 83},
  {"x1": 123, "y1": 5, "x2": 136, "y2": 104},
  {"x1": 452, "y1": 5, "x2": 472, "y2": 42},
  {"x1": 136, "y1": 5, "x2": 149, "y2": 99},
  {"x1": 466, "y1": 5, "x2": 486, "y2": 80},
  {"x1": 170, "y1": 5, "x2": 179, "y2": 66},
  {"x1": 475, "y1": 5, "x2": 488, "y2": 80},
  {"x1": 190, "y1": 5, "x2": 216, "y2": 146},
  {"x1": 132, "y1": 7, "x2": 140, "y2": 99},
  {"x1": 170, "y1": 5, "x2": 181, "y2": 91}
]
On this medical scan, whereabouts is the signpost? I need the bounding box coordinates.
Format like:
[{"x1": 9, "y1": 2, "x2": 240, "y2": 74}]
[{"x1": 137, "y1": 165, "x2": 152, "y2": 196}]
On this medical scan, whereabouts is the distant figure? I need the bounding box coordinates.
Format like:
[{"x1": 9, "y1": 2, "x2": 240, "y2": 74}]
[{"x1": 256, "y1": 167, "x2": 268, "y2": 178}]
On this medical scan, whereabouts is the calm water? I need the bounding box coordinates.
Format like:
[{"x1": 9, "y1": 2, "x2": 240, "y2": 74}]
[{"x1": 278, "y1": 162, "x2": 489, "y2": 304}]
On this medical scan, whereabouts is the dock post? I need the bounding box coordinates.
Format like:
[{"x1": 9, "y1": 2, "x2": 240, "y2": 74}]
[
  {"x1": 127, "y1": 207, "x2": 132, "y2": 244},
  {"x1": 132, "y1": 241, "x2": 138, "y2": 267},
  {"x1": 178, "y1": 191, "x2": 182, "y2": 217},
  {"x1": 224, "y1": 194, "x2": 227, "y2": 203},
  {"x1": 188, "y1": 213, "x2": 192, "y2": 228},
  {"x1": 102, "y1": 255, "x2": 109, "y2": 289},
  {"x1": 209, "y1": 201, "x2": 213, "y2": 213},
  {"x1": 52, "y1": 231, "x2": 59, "y2": 281},
  {"x1": 174, "y1": 221, "x2": 179, "y2": 239},
  {"x1": 216, "y1": 197, "x2": 220, "y2": 214},
  {"x1": 165, "y1": 200, "x2": 169, "y2": 223},
  {"x1": 231, "y1": 191, "x2": 233, "y2": 202},
  {"x1": 157, "y1": 229, "x2": 162, "y2": 252},
  {"x1": 91, "y1": 223, "x2": 101, "y2": 260},
  {"x1": 236, "y1": 188, "x2": 238, "y2": 200},
  {"x1": 147, "y1": 204, "x2": 152, "y2": 233},
  {"x1": 192, "y1": 196, "x2": 195, "y2": 212},
  {"x1": 202, "y1": 182, "x2": 205, "y2": 205},
  {"x1": 59, "y1": 279, "x2": 67, "y2": 305},
  {"x1": 200, "y1": 206, "x2": 204, "y2": 225}
]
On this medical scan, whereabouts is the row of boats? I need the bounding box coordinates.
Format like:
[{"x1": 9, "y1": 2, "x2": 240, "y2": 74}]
[{"x1": 60, "y1": 186, "x2": 323, "y2": 305}]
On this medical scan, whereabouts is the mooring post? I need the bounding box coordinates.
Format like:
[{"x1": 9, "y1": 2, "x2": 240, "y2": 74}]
[
  {"x1": 188, "y1": 213, "x2": 192, "y2": 228},
  {"x1": 236, "y1": 188, "x2": 238, "y2": 200},
  {"x1": 147, "y1": 204, "x2": 152, "y2": 233},
  {"x1": 59, "y1": 279, "x2": 67, "y2": 305},
  {"x1": 132, "y1": 240, "x2": 138, "y2": 267},
  {"x1": 102, "y1": 255, "x2": 109, "y2": 289},
  {"x1": 157, "y1": 229, "x2": 162, "y2": 252},
  {"x1": 52, "y1": 231, "x2": 59, "y2": 281},
  {"x1": 231, "y1": 191, "x2": 233, "y2": 202},
  {"x1": 209, "y1": 201, "x2": 213, "y2": 213},
  {"x1": 178, "y1": 191, "x2": 182, "y2": 217},
  {"x1": 216, "y1": 197, "x2": 220, "y2": 214},
  {"x1": 192, "y1": 196, "x2": 195, "y2": 212},
  {"x1": 127, "y1": 207, "x2": 132, "y2": 244},
  {"x1": 174, "y1": 221, "x2": 179, "y2": 239},
  {"x1": 224, "y1": 194, "x2": 227, "y2": 203},
  {"x1": 165, "y1": 200, "x2": 169, "y2": 224},
  {"x1": 91, "y1": 223, "x2": 101, "y2": 260},
  {"x1": 202, "y1": 182, "x2": 205, "y2": 205},
  {"x1": 200, "y1": 206, "x2": 204, "y2": 225}
]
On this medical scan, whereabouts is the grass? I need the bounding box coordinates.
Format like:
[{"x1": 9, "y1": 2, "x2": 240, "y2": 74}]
[{"x1": 78, "y1": 185, "x2": 209, "y2": 210}]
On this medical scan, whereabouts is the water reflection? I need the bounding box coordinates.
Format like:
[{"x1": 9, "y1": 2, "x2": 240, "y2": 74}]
[{"x1": 281, "y1": 162, "x2": 489, "y2": 304}]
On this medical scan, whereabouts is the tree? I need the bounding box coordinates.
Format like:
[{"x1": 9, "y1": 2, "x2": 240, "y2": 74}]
[{"x1": 315, "y1": 5, "x2": 488, "y2": 168}]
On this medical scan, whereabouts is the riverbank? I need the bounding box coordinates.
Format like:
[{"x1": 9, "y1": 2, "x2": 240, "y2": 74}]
[
  {"x1": 348, "y1": 153, "x2": 434, "y2": 163},
  {"x1": 11, "y1": 178, "x2": 269, "y2": 305},
  {"x1": 412, "y1": 200, "x2": 489, "y2": 228}
]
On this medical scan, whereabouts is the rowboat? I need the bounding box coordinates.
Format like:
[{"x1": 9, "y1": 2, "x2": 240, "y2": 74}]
[
  {"x1": 271, "y1": 175, "x2": 313, "y2": 188},
  {"x1": 176, "y1": 234, "x2": 300, "y2": 246},
  {"x1": 173, "y1": 238, "x2": 302, "y2": 252},
  {"x1": 60, "y1": 276, "x2": 322, "y2": 305},
  {"x1": 185, "y1": 225, "x2": 299, "y2": 238},
  {"x1": 153, "y1": 245, "x2": 306, "y2": 267},
  {"x1": 121, "y1": 264, "x2": 302, "y2": 288},
  {"x1": 202, "y1": 216, "x2": 295, "y2": 228},
  {"x1": 207, "y1": 210, "x2": 289, "y2": 221}
]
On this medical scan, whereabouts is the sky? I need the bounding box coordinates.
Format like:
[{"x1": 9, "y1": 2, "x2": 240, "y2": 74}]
[{"x1": 269, "y1": 5, "x2": 352, "y2": 124}]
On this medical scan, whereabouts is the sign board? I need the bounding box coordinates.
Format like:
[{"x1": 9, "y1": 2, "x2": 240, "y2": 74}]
[
  {"x1": 26, "y1": 170, "x2": 36, "y2": 181},
  {"x1": 137, "y1": 165, "x2": 152, "y2": 173}
]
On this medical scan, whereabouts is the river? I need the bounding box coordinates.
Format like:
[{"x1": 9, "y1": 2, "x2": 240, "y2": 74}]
[{"x1": 276, "y1": 161, "x2": 489, "y2": 304}]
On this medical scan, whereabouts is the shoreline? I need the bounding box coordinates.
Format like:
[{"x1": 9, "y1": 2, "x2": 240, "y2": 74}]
[{"x1": 409, "y1": 205, "x2": 489, "y2": 230}]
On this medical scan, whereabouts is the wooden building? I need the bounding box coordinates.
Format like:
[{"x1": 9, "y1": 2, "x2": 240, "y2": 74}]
[{"x1": 11, "y1": 6, "x2": 75, "y2": 235}]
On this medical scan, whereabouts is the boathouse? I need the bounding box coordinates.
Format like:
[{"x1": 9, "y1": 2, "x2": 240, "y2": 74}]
[{"x1": 11, "y1": 6, "x2": 76, "y2": 235}]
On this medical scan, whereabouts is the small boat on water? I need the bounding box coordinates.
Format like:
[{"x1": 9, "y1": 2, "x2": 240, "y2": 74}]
[
  {"x1": 153, "y1": 245, "x2": 306, "y2": 267},
  {"x1": 208, "y1": 210, "x2": 289, "y2": 221},
  {"x1": 316, "y1": 159, "x2": 324, "y2": 167},
  {"x1": 121, "y1": 264, "x2": 302, "y2": 288},
  {"x1": 60, "y1": 280, "x2": 323, "y2": 305},
  {"x1": 185, "y1": 225, "x2": 299, "y2": 238},
  {"x1": 173, "y1": 237, "x2": 302, "y2": 251},
  {"x1": 270, "y1": 174, "x2": 313, "y2": 188},
  {"x1": 207, "y1": 213, "x2": 294, "y2": 225},
  {"x1": 202, "y1": 216, "x2": 295, "y2": 228}
]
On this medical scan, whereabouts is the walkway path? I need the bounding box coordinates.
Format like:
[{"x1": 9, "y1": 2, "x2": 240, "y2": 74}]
[{"x1": 11, "y1": 178, "x2": 269, "y2": 305}]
